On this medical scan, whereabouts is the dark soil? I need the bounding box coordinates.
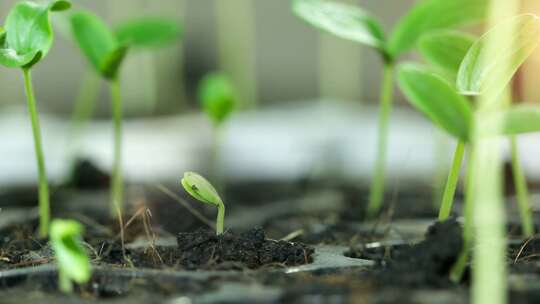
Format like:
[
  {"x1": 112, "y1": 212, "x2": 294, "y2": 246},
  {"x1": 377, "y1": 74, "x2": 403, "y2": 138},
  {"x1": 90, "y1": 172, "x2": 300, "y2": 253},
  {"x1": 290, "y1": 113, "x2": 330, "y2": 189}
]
[
  {"x1": 68, "y1": 158, "x2": 110, "y2": 190},
  {"x1": 176, "y1": 227, "x2": 314, "y2": 270},
  {"x1": 346, "y1": 218, "x2": 463, "y2": 287}
]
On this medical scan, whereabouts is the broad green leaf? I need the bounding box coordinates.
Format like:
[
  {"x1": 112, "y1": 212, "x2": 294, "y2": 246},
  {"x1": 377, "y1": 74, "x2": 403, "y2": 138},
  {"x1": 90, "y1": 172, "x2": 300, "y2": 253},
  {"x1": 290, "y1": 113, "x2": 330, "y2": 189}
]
[
  {"x1": 493, "y1": 105, "x2": 540, "y2": 135},
  {"x1": 181, "y1": 172, "x2": 223, "y2": 206},
  {"x1": 115, "y1": 17, "x2": 182, "y2": 48},
  {"x1": 418, "y1": 30, "x2": 475, "y2": 76},
  {"x1": 0, "y1": 1, "x2": 71, "y2": 68},
  {"x1": 198, "y1": 72, "x2": 236, "y2": 126},
  {"x1": 389, "y1": 0, "x2": 488, "y2": 58},
  {"x1": 70, "y1": 11, "x2": 128, "y2": 79},
  {"x1": 457, "y1": 14, "x2": 540, "y2": 98},
  {"x1": 50, "y1": 219, "x2": 91, "y2": 284},
  {"x1": 398, "y1": 63, "x2": 473, "y2": 141},
  {"x1": 292, "y1": 0, "x2": 386, "y2": 54}
]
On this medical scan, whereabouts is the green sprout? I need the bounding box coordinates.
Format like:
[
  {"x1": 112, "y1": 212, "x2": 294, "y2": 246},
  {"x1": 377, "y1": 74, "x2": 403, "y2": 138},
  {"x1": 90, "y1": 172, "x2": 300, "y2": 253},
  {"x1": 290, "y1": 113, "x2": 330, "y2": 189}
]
[
  {"x1": 398, "y1": 14, "x2": 540, "y2": 282},
  {"x1": 417, "y1": 15, "x2": 540, "y2": 237},
  {"x1": 181, "y1": 172, "x2": 225, "y2": 235},
  {"x1": 68, "y1": 14, "x2": 182, "y2": 185},
  {"x1": 69, "y1": 15, "x2": 182, "y2": 137},
  {"x1": 292, "y1": 0, "x2": 488, "y2": 218},
  {"x1": 70, "y1": 10, "x2": 129, "y2": 216},
  {"x1": 198, "y1": 72, "x2": 237, "y2": 184},
  {"x1": 0, "y1": 0, "x2": 71, "y2": 237},
  {"x1": 50, "y1": 219, "x2": 91, "y2": 294}
]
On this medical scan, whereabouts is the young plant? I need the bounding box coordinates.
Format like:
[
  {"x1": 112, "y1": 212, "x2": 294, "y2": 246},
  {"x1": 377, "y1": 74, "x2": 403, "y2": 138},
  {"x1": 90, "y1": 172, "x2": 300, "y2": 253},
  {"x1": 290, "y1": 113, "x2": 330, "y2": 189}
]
[
  {"x1": 70, "y1": 11, "x2": 131, "y2": 216},
  {"x1": 198, "y1": 72, "x2": 237, "y2": 185},
  {"x1": 0, "y1": 0, "x2": 71, "y2": 237},
  {"x1": 181, "y1": 171, "x2": 225, "y2": 235},
  {"x1": 50, "y1": 219, "x2": 91, "y2": 293},
  {"x1": 398, "y1": 14, "x2": 540, "y2": 282},
  {"x1": 292, "y1": 0, "x2": 488, "y2": 218},
  {"x1": 418, "y1": 16, "x2": 539, "y2": 237}
]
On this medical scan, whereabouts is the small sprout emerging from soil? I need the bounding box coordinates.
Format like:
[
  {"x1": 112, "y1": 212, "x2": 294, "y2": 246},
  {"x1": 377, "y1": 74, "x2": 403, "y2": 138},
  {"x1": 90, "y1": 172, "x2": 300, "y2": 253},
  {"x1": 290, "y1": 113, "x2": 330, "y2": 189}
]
[
  {"x1": 0, "y1": 0, "x2": 71, "y2": 237},
  {"x1": 292, "y1": 0, "x2": 488, "y2": 218},
  {"x1": 50, "y1": 219, "x2": 91, "y2": 294},
  {"x1": 181, "y1": 172, "x2": 225, "y2": 235}
]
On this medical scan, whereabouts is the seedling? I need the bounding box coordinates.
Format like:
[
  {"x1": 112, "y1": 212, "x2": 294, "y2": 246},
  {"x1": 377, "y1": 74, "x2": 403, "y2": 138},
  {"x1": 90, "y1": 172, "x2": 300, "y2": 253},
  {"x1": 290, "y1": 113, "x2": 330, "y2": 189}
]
[
  {"x1": 398, "y1": 14, "x2": 540, "y2": 282},
  {"x1": 292, "y1": 0, "x2": 488, "y2": 218},
  {"x1": 181, "y1": 172, "x2": 225, "y2": 235},
  {"x1": 198, "y1": 72, "x2": 237, "y2": 184},
  {"x1": 416, "y1": 16, "x2": 539, "y2": 237},
  {"x1": 50, "y1": 219, "x2": 91, "y2": 293},
  {"x1": 0, "y1": 0, "x2": 71, "y2": 237}
]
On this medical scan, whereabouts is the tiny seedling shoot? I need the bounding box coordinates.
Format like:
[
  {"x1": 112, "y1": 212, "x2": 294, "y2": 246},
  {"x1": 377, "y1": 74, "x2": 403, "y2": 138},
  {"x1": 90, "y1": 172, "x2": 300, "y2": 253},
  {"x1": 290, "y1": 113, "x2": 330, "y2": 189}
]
[
  {"x1": 398, "y1": 14, "x2": 540, "y2": 282},
  {"x1": 292, "y1": 0, "x2": 488, "y2": 218},
  {"x1": 181, "y1": 172, "x2": 226, "y2": 235},
  {"x1": 70, "y1": 10, "x2": 130, "y2": 216},
  {"x1": 198, "y1": 72, "x2": 237, "y2": 184},
  {"x1": 0, "y1": 0, "x2": 71, "y2": 237},
  {"x1": 50, "y1": 219, "x2": 91, "y2": 293}
]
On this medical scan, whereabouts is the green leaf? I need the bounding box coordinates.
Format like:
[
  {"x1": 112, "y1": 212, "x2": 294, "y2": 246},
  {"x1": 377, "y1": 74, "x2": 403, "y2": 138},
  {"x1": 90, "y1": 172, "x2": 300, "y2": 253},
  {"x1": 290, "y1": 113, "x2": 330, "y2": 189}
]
[
  {"x1": 101, "y1": 44, "x2": 129, "y2": 79},
  {"x1": 494, "y1": 105, "x2": 540, "y2": 135},
  {"x1": 181, "y1": 172, "x2": 223, "y2": 206},
  {"x1": 115, "y1": 17, "x2": 182, "y2": 48},
  {"x1": 198, "y1": 72, "x2": 236, "y2": 126},
  {"x1": 50, "y1": 219, "x2": 91, "y2": 284},
  {"x1": 457, "y1": 14, "x2": 540, "y2": 98},
  {"x1": 50, "y1": 0, "x2": 71, "y2": 12},
  {"x1": 70, "y1": 11, "x2": 128, "y2": 79},
  {"x1": 0, "y1": 1, "x2": 71, "y2": 68},
  {"x1": 398, "y1": 63, "x2": 473, "y2": 141},
  {"x1": 389, "y1": 0, "x2": 488, "y2": 57},
  {"x1": 418, "y1": 30, "x2": 475, "y2": 76},
  {"x1": 292, "y1": 0, "x2": 386, "y2": 54}
]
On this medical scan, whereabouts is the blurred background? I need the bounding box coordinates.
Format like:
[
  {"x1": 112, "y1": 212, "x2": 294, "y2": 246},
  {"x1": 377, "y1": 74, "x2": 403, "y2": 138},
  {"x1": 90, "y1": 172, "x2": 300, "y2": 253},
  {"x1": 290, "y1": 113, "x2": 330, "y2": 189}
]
[{"x1": 2, "y1": 0, "x2": 540, "y2": 192}]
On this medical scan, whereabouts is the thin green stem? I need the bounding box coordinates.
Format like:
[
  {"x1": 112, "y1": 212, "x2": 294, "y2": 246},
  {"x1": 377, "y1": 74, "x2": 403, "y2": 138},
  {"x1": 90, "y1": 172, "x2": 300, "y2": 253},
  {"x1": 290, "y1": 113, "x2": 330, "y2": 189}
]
[
  {"x1": 510, "y1": 136, "x2": 534, "y2": 237},
  {"x1": 216, "y1": 202, "x2": 225, "y2": 235},
  {"x1": 23, "y1": 68, "x2": 50, "y2": 238},
  {"x1": 58, "y1": 269, "x2": 72, "y2": 293},
  {"x1": 438, "y1": 141, "x2": 466, "y2": 221},
  {"x1": 110, "y1": 78, "x2": 123, "y2": 216},
  {"x1": 450, "y1": 151, "x2": 474, "y2": 282},
  {"x1": 367, "y1": 63, "x2": 394, "y2": 218}
]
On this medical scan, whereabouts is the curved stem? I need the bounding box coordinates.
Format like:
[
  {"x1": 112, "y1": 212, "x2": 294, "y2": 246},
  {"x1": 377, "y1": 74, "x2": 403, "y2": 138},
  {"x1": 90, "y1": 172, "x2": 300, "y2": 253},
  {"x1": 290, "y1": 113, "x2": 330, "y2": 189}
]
[
  {"x1": 110, "y1": 78, "x2": 123, "y2": 216},
  {"x1": 510, "y1": 136, "x2": 534, "y2": 237},
  {"x1": 23, "y1": 68, "x2": 50, "y2": 238},
  {"x1": 216, "y1": 202, "x2": 225, "y2": 235},
  {"x1": 367, "y1": 63, "x2": 394, "y2": 218},
  {"x1": 438, "y1": 141, "x2": 466, "y2": 221}
]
